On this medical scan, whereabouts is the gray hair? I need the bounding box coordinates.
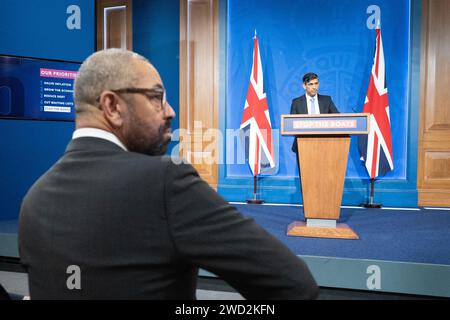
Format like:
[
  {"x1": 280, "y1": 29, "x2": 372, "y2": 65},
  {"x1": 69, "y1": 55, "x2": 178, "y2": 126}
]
[{"x1": 74, "y1": 48, "x2": 150, "y2": 111}]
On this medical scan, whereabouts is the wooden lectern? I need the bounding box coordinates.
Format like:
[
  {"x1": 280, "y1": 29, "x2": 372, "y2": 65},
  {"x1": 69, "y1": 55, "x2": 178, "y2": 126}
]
[{"x1": 281, "y1": 113, "x2": 369, "y2": 239}]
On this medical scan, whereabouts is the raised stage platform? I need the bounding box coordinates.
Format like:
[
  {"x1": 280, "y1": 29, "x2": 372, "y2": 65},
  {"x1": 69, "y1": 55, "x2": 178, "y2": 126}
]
[
  {"x1": 1, "y1": 203, "x2": 450, "y2": 298},
  {"x1": 204, "y1": 203, "x2": 450, "y2": 298}
]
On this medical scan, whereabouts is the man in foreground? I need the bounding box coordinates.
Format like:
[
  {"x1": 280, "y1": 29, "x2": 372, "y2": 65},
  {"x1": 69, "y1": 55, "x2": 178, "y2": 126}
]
[{"x1": 19, "y1": 49, "x2": 318, "y2": 299}]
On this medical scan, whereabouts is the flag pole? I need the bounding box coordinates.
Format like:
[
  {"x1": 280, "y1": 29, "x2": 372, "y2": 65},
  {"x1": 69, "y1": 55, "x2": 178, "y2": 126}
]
[
  {"x1": 358, "y1": 23, "x2": 392, "y2": 208},
  {"x1": 246, "y1": 175, "x2": 264, "y2": 204},
  {"x1": 363, "y1": 178, "x2": 382, "y2": 208},
  {"x1": 241, "y1": 31, "x2": 272, "y2": 205}
]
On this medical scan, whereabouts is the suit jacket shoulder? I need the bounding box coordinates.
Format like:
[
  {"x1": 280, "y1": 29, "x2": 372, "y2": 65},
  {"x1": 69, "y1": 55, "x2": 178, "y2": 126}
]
[
  {"x1": 317, "y1": 94, "x2": 339, "y2": 113},
  {"x1": 290, "y1": 95, "x2": 307, "y2": 115},
  {"x1": 20, "y1": 138, "x2": 319, "y2": 299},
  {"x1": 292, "y1": 95, "x2": 305, "y2": 103},
  {"x1": 317, "y1": 94, "x2": 333, "y2": 105}
]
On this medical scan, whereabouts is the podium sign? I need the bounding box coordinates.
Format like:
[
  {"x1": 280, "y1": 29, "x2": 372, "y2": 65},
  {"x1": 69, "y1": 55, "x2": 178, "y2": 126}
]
[
  {"x1": 282, "y1": 113, "x2": 369, "y2": 135},
  {"x1": 281, "y1": 113, "x2": 369, "y2": 239}
]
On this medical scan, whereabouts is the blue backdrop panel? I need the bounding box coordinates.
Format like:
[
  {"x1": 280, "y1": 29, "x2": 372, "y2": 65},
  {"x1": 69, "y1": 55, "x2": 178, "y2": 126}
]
[
  {"x1": 226, "y1": 0, "x2": 409, "y2": 180},
  {"x1": 0, "y1": 0, "x2": 94, "y2": 62},
  {"x1": 0, "y1": 0, "x2": 95, "y2": 222},
  {"x1": 0, "y1": 120, "x2": 74, "y2": 220}
]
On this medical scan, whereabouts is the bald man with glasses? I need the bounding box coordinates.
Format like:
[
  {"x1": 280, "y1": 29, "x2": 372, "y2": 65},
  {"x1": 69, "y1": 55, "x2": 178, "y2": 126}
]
[{"x1": 19, "y1": 49, "x2": 318, "y2": 300}]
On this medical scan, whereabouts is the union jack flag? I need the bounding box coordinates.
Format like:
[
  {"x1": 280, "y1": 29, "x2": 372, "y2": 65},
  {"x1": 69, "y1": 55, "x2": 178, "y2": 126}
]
[
  {"x1": 358, "y1": 25, "x2": 394, "y2": 179},
  {"x1": 240, "y1": 32, "x2": 275, "y2": 176}
]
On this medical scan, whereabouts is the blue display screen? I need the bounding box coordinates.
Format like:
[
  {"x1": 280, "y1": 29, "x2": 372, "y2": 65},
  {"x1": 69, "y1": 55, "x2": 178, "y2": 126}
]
[{"x1": 0, "y1": 55, "x2": 80, "y2": 121}]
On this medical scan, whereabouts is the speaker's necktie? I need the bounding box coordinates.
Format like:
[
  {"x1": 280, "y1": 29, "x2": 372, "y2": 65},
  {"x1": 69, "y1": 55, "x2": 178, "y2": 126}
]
[{"x1": 311, "y1": 97, "x2": 319, "y2": 114}]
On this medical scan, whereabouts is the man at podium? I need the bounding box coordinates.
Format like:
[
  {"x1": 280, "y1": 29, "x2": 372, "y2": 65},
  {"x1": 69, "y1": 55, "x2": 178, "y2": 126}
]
[
  {"x1": 283, "y1": 73, "x2": 363, "y2": 239},
  {"x1": 290, "y1": 72, "x2": 339, "y2": 152}
]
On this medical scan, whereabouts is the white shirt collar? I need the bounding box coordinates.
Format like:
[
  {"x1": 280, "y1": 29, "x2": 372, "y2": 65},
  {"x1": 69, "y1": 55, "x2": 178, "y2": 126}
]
[{"x1": 72, "y1": 128, "x2": 128, "y2": 151}]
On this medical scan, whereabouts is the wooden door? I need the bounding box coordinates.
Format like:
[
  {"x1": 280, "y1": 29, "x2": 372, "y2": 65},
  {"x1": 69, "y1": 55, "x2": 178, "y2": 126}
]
[
  {"x1": 180, "y1": 0, "x2": 219, "y2": 188},
  {"x1": 96, "y1": 0, "x2": 132, "y2": 50},
  {"x1": 418, "y1": 0, "x2": 450, "y2": 206}
]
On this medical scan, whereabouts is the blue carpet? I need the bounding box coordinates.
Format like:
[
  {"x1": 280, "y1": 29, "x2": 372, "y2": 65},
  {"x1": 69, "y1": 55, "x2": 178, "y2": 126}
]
[
  {"x1": 2, "y1": 205, "x2": 450, "y2": 265},
  {"x1": 234, "y1": 204, "x2": 450, "y2": 265}
]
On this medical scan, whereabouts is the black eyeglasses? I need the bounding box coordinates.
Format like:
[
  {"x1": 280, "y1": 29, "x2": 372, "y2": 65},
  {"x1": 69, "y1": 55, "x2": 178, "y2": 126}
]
[
  {"x1": 113, "y1": 87, "x2": 167, "y2": 110},
  {"x1": 98, "y1": 87, "x2": 167, "y2": 110}
]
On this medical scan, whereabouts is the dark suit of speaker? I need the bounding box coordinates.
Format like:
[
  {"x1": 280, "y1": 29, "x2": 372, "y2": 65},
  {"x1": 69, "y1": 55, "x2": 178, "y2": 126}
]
[
  {"x1": 19, "y1": 137, "x2": 318, "y2": 299},
  {"x1": 290, "y1": 94, "x2": 339, "y2": 152}
]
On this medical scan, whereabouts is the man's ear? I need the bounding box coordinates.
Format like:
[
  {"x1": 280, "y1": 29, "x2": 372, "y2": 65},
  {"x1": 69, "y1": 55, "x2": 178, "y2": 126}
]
[{"x1": 98, "y1": 91, "x2": 125, "y2": 127}]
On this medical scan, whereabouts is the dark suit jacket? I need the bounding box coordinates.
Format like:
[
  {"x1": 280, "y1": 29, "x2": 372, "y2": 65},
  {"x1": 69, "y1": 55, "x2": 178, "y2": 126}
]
[
  {"x1": 19, "y1": 137, "x2": 318, "y2": 299},
  {"x1": 290, "y1": 94, "x2": 339, "y2": 152}
]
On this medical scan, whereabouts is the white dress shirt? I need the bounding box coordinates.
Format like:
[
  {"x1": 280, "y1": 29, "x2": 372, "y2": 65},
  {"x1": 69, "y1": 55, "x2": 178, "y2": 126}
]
[{"x1": 72, "y1": 128, "x2": 128, "y2": 151}]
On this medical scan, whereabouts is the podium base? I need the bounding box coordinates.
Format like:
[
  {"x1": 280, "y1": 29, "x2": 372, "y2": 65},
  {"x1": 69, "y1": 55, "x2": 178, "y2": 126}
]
[
  {"x1": 361, "y1": 203, "x2": 382, "y2": 208},
  {"x1": 246, "y1": 199, "x2": 264, "y2": 204},
  {"x1": 287, "y1": 221, "x2": 359, "y2": 240}
]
